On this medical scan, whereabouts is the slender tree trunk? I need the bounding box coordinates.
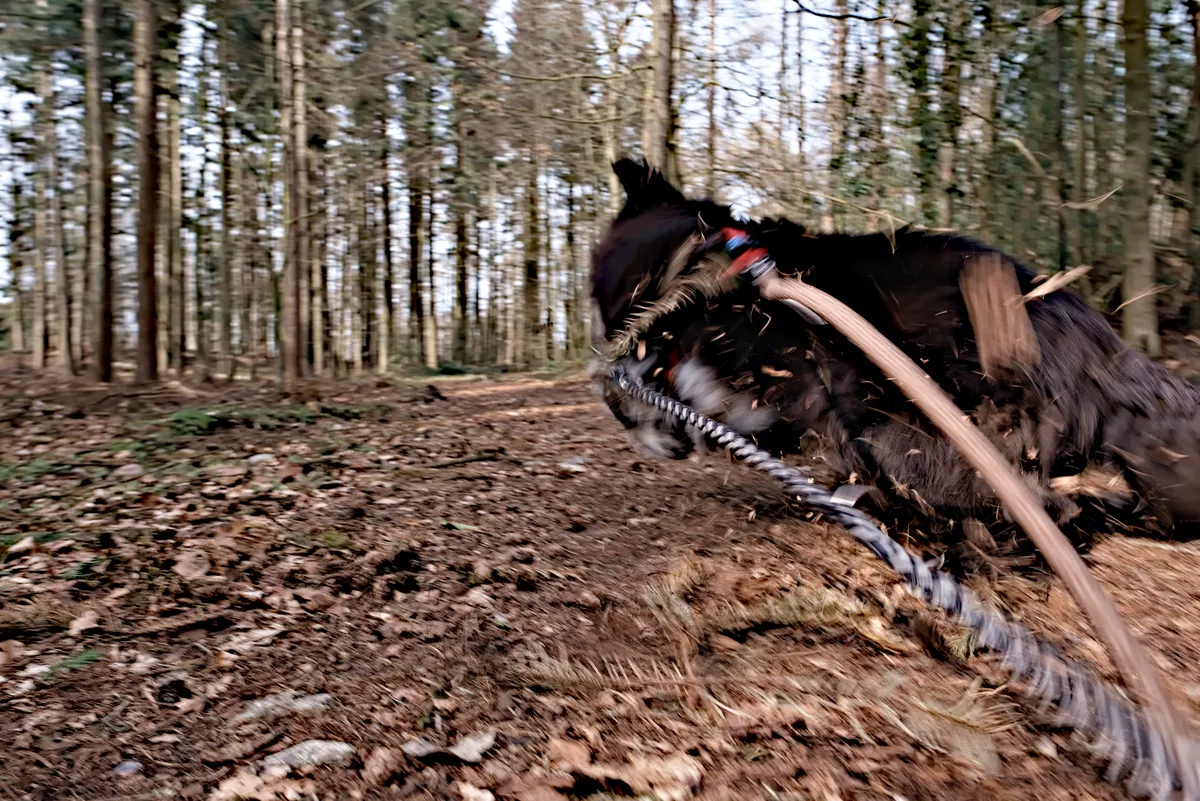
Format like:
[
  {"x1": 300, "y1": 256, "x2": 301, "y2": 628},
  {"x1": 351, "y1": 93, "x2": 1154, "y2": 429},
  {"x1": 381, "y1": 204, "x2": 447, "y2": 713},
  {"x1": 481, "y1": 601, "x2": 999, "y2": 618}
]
[
  {"x1": 134, "y1": 0, "x2": 159, "y2": 383},
  {"x1": 908, "y1": 0, "x2": 936, "y2": 224},
  {"x1": 643, "y1": 0, "x2": 677, "y2": 183},
  {"x1": 1121, "y1": 0, "x2": 1159, "y2": 355},
  {"x1": 6, "y1": 110, "x2": 25, "y2": 355},
  {"x1": 1048, "y1": 3, "x2": 1070, "y2": 272},
  {"x1": 293, "y1": 13, "x2": 310, "y2": 377},
  {"x1": 218, "y1": 43, "x2": 234, "y2": 379},
  {"x1": 167, "y1": 29, "x2": 184, "y2": 374},
  {"x1": 868, "y1": 0, "x2": 888, "y2": 229},
  {"x1": 191, "y1": 20, "x2": 211, "y2": 379},
  {"x1": 40, "y1": 68, "x2": 74, "y2": 374},
  {"x1": 705, "y1": 0, "x2": 717, "y2": 197},
  {"x1": 522, "y1": 157, "x2": 541, "y2": 368},
  {"x1": 822, "y1": 0, "x2": 848, "y2": 233},
  {"x1": 1093, "y1": 12, "x2": 1115, "y2": 268},
  {"x1": 938, "y1": 5, "x2": 965, "y2": 230},
  {"x1": 312, "y1": 147, "x2": 326, "y2": 377},
  {"x1": 276, "y1": 0, "x2": 299, "y2": 388},
  {"x1": 1184, "y1": 0, "x2": 1200, "y2": 326},
  {"x1": 1072, "y1": 0, "x2": 1089, "y2": 267},
  {"x1": 795, "y1": 5, "x2": 807, "y2": 214},
  {"x1": 452, "y1": 84, "x2": 469, "y2": 365},
  {"x1": 85, "y1": 0, "x2": 112, "y2": 379},
  {"x1": 408, "y1": 153, "x2": 426, "y2": 366},
  {"x1": 32, "y1": 71, "x2": 48, "y2": 370},
  {"x1": 423, "y1": 150, "x2": 438, "y2": 370},
  {"x1": 977, "y1": 0, "x2": 996, "y2": 240},
  {"x1": 378, "y1": 126, "x2": 392, "y2": 375}
]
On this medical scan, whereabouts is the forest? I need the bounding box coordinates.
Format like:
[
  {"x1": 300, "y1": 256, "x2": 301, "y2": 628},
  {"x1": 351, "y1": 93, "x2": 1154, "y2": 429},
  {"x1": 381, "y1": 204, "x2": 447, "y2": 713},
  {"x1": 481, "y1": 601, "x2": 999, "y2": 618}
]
[
  {"x1": 1, "y1": 0, "x2": 1197, "y2": 387},
  {"x1": 6, "y1": 4, "x2": 1200, "y2": 799}
]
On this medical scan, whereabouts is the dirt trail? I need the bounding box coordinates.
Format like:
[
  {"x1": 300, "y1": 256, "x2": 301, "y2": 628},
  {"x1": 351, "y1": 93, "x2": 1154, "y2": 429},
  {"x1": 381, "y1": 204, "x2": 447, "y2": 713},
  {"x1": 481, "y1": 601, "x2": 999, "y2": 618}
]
[{"x1": 1, "y1": 367, "x2": 1198, "y2": 800}]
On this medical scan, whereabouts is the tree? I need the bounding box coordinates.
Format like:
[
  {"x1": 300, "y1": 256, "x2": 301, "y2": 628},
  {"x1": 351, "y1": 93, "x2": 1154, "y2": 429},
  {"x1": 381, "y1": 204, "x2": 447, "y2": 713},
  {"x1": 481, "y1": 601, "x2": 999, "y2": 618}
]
[
  {"x1": 134, "y1": 0, "x2": 160, "y2": 383},
  {"x1": 1121, "y1": 0, "x2": 1159, "y2": 356},
  {"x1": 643, "y1": 0, "x2": 678, "y2": 183},
  {"x1": 84, "y1": 0, "x2": 112, "y2": 381}
]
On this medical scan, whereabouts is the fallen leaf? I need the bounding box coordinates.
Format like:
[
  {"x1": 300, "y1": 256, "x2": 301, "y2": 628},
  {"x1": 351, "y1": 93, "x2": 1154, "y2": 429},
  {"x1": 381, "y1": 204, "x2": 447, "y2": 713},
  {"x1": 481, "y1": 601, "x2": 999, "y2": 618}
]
[
  {"x1": 362, "y1": 746, "x2": 403, "y2": 786},
  {"x1": 68, "y1": 610, "x2": 100, "y2": 637},
  {"x1": 172, "y1": 549, "x2": 212, "y2": 581},
  {"x1": 579, "y1": 753, "x2": 703, "y2": 801},
  {"x1": 546, "y1": 737, "x2": 590, "y2": 771},
  {"x1": 457, "y1": 783, "x2": 495, "y2": 801}
]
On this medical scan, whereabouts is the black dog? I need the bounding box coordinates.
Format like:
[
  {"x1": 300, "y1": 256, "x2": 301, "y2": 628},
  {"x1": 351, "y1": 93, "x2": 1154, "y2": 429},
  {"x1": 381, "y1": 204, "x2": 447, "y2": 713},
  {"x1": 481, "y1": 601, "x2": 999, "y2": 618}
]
[{"x1": 590, "y1": 159, "x2": 1200, "y2": 545}]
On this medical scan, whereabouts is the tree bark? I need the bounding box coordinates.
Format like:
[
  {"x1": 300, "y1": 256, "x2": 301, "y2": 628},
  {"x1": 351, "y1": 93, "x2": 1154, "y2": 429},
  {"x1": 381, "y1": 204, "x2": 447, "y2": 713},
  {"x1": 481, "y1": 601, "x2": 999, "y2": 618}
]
[
  {"x1": 822, "y1": 0, "x2": 849, "y2": 232},
  {"x1": 522, "y1": 157, "x2": 541, "y2": 368},
  {"x1": 276, "y1": 0, "x2": 299, "y2": 388},
  {"x1": 166, "y1": 19, "x2": 184, "y2": 374},
  {"x1": 937, "y1": 4, "x2": 965, "y2": 230},
  {"x1": 1071, "y1": 0, "x2": 1089, "y2": 267},
  {"x1": 32, "y1": 70, "x2": 48, "y2": 370},
  {"x1": 705, "y1": 0, "x2": 717, "y2": 198},
  {"x1": 218, "y1": 35, "x2": 234, "y2": 380},
  {"x1": 135, "y1": 0, "x2": 160, "y2": 383},
  {"x1": 643, "y1": 0, "x2": 678, "y2": 183},
  {"x1": 408, "y1": 147, "x2": 426, "y2": 367},
  {"x1": 907, "y1": 0, "x2": 936, "y2": 224},
  {"x1": 1120, "y1": 0, "x2": 1160, "y2": 355},
  {"x1": 292, "y1": 13, "x2": 310, "y2": 377},
  {"x1": 6, "y1": 110, "x2": 25, "y2": 355},
  {"x1": 452, "y1": 82, "x2": 469, "y2": 365},
  {"x1": 40, "y1": 66, "x2": 74, "y2": 374}
]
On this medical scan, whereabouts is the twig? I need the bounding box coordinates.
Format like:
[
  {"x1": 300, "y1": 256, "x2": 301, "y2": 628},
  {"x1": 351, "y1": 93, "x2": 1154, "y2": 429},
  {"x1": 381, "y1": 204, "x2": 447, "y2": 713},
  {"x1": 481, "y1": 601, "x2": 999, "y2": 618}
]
[
  {"x1": 791, "y1": 0, "x2": 907, "y2": 25},
  {"x1": 1024, "y1": 265, "x2": 1092, "y2": 301},
  {"x1": 423, "y1": 450, "x2": 503, "y2": 469}
]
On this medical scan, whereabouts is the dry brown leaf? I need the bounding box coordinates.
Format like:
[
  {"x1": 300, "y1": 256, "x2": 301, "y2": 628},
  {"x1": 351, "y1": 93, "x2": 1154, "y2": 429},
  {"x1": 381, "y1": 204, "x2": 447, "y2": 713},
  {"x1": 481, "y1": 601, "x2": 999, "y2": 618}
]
[
  {"x1": 579, "y1": 752, "x2": 703, "y2": 801},
  {"x1": 546, "y1": 737, "x2": 591, "y2": 771},
  {"x1": 68, "y1": 609, "x2": 100, "y2": 637},
  {"x1": 172, "y1": 549, "x2": 212, "y2": 581},
  {"x1": 362, "y1": 747, "x2": 403, "y2": 786}
]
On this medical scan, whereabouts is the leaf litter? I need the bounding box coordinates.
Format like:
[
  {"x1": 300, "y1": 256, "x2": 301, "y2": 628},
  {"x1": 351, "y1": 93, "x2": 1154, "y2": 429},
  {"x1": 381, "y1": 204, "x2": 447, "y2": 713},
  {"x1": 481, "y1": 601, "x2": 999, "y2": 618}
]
[{"x1": 1, "y1": 365, "x2": 1199, "y2": 799}]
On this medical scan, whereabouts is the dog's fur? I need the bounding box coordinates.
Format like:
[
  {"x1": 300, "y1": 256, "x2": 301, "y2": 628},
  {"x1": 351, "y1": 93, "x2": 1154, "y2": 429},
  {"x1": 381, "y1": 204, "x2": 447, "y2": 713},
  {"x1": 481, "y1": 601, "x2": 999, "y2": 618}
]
[{"x1": 590, "y1": 159, "x2": 1200, "y2": 542}]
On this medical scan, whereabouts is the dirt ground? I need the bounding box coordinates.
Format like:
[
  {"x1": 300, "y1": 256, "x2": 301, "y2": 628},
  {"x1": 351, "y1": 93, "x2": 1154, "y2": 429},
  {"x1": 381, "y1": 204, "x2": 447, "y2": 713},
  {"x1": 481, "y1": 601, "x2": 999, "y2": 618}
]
[{"x1": 3, "y1": 357, "x2": 1200, "y2": 801}]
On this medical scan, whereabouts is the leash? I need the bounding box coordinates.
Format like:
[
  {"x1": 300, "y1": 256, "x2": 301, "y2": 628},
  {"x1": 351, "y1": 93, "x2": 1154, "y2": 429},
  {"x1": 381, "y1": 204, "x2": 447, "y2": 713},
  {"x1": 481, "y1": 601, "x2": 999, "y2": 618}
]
[{"x1": 602, "y1": 228, "x2": 1198, "y2": 797}]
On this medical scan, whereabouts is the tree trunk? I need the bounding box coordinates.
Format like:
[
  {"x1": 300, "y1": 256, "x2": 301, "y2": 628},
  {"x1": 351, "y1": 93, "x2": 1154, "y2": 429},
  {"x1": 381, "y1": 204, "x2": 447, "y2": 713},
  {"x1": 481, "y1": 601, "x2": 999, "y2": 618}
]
[
  {"x1": 218, "y1": 40, "x2": 234, "y2": 380},
  {"x1": 705, "y1": 0, "x2": 717, "y2": 197},
  {"x1": 643, "y1": 0, "x2": 677, "y2": 183},
  {"x1": 452, "y1": 84, "x2": 469, "y2": 365},
  {"x1": 1048, "y1": 3, "x2": 1070, "y2": 273},
  {"x1": 522, "y1": 158, "x2": 541, "y2": 368},
  {"x1": 312, "y1": 146, "x2": 326, "y2": 377},
  {"x1": 977, "y1": 0, "x2": 996, "y2": 241},
  {"x1": 1184, "y1": 0, "x2": 1200, "y2": 327},
  {"x1": 41, "y1": 67, "x2": 74, "y2": 374},
  {"x1": 166, "y1": 24, "x2": 184, "y2": 374},
  {"x1": 823, "y1": 0, "x2": 848, "y2": 233},
  {"x1": 6, "y1": 110, "x2": 25, "y2": 355},
  {"x1": 276, "y1": 0, "x2": 298, "y2": 388},
  {"x1": 32, "y1": 70, "x2": 48, "y2": 370},
  {"x1": 423, "y1": 157, "x2": 438, "y2": 370},
  {"x1": 408, "y1": 153, "x2": 426, "y2": 366},
  {"x1": 192, "y1": 35, "x2": 211, "y2": 379},
  {"x1": 1121, "y1": 0, "x2": 1159, "y2": 355},
  {"x1": 908, "y1": 0, "x2": 936, "y2": 224},
  {"x1": 379, "y1": 122, "x2": 393, "y2": 375},
  {"x1": 1071, "y1": 0, "x2": 1089, "y2": 267},
  {"x1": 292, "y1": 14, "x2": 310, "y2": 377},
  {"x1": 134, "y1": 0, "x2": 159, "y2": 383},
  {"x1": 938, "y1": 4, "x2": 965, "y2": 230}
]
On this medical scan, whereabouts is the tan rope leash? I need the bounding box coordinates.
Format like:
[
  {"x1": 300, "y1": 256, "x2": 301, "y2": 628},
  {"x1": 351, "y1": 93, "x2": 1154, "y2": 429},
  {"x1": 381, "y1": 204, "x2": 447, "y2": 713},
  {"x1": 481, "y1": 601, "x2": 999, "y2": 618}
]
[{"x1": 748, "y1": 264, "x2": 1199, "y2": 796}]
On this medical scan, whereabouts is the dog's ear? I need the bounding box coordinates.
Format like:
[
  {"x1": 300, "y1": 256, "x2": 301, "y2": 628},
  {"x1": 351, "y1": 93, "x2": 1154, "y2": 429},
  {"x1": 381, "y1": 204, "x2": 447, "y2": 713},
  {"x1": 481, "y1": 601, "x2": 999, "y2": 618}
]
[{"x1": 612, "y1": 158, "x2": 684, "y2": 211}]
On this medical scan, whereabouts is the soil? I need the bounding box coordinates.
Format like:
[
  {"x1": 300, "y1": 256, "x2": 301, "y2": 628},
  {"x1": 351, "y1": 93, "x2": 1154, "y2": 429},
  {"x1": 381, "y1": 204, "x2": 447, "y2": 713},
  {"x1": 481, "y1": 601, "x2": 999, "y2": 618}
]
[{"x1": 2, "y1": 358, "x2": 1199, "y2": 801}]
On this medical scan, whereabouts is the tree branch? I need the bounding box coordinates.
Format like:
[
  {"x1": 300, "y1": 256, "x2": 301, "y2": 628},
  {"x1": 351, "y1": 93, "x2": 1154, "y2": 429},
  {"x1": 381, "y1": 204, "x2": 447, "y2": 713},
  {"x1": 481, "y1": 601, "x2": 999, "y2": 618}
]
[{"x1": 790, "y1": 1, "x2": 907, "y2": 26}]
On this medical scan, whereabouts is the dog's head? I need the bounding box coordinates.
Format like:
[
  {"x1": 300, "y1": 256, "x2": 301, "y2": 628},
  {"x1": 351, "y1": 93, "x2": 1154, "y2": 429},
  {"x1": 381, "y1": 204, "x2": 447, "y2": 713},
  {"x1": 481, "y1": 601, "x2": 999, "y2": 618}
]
[{"x1": 589, "y1": 160, "x2": 780, "y2": 459}]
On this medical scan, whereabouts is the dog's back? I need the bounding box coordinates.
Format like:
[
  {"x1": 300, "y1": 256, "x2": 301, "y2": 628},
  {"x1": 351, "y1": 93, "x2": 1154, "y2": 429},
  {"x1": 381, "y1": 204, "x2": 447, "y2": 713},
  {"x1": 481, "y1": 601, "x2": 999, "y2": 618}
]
[{"x1": 591, "y1": 160, "x2": 1200, "y2": 537}]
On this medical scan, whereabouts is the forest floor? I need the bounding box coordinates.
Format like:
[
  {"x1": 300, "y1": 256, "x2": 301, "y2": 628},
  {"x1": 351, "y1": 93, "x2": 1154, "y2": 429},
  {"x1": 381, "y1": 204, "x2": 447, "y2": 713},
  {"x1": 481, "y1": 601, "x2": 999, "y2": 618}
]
[{"x1": 3, "y1": 342, "x2": 1200, "y2": 801}]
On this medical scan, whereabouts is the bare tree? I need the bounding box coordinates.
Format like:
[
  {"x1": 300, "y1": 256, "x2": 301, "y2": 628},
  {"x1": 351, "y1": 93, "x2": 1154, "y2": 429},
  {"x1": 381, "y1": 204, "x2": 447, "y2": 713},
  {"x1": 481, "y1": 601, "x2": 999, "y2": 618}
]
[
  {"x1": 134, "y1": 0, "x2": 160, "y2": 383},
  {"x1": 84, "y1": 0, "x2": 112, "y2": 381},
  {"x1": 1121, "y1": 0, "x2": 1159, "y2": 355}
]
